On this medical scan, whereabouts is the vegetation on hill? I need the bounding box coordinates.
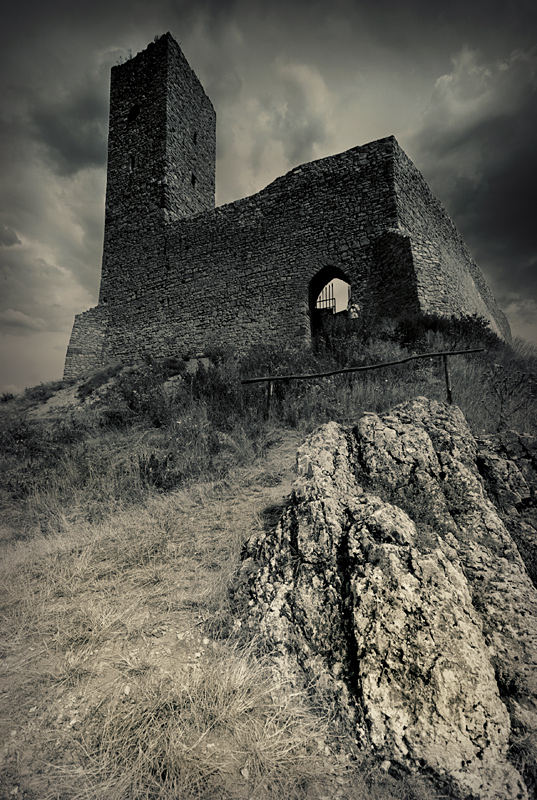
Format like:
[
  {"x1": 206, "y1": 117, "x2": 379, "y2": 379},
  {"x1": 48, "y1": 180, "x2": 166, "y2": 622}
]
[
  {"x1": 1, "y1": 313, "x2": 535, "y2": 535},
  {"x1": 0, "y1": 314, "x2": 535, "y2": 798}
]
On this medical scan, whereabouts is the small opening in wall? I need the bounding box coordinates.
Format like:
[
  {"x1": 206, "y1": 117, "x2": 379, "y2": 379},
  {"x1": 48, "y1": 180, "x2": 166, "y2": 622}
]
[
  {"x1": 309, "y1": 267, "x2": 352, "y2": 337},
  {"x1": 191, "y1": 173, "x2": 197, "y2": 188},
  {"x1": 127, "y1": 103, "x2": 141, "y2": 123},
  {"x1": 192, "y1": 131, "x2": 198, "y2": 144},
  {"x1": 128, "y1": 155, "x2": 136, "y2": 173},
  {"x1": 314, "y1": 278, "x2": 350, "y2": 314}
]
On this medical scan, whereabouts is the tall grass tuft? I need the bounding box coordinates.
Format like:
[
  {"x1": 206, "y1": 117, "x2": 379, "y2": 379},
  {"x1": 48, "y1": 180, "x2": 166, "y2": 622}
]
[{"x1": 73, "y1": 647, "x2": 339, "y2": 800}]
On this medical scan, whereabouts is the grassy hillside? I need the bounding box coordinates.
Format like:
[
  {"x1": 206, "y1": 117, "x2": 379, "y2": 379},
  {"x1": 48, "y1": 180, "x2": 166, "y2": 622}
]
[{"x1": 0, "y1": 315, "x2": 535, "y2": 798}]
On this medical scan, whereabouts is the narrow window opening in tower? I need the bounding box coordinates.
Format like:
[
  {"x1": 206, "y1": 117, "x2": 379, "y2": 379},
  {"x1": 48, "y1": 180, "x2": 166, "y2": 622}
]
[
  {"x1": 127, "y1": 103, "x2": 141, "y2": 123},
  {"x1": 192, "y1": 131, "x2": 198, "y2": 144},
  {"x1": 128, "y1": 155, "x2": 136, "y2": 173},
  {"x1": 191, "y1": 173, "x2": 197, "y2": 188}
]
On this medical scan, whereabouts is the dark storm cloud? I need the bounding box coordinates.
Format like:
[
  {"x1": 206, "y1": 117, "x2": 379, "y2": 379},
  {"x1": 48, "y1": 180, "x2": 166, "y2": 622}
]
[
  {"x1": 30, "y1": 77, "x2": 108, "y2": 175},
  {"x1": 0, "y1": 225, "x2": 21, "y2": 247},
  {"x1": 3, "y1": 0, "x2": 535, "y2": 185},
  {"x1": 0, "y1": 309, "x2": 46, "y2": 333},
  {"x1": 408, "y1": 47, "x2": 537, "y2": 303},
  {"x1": 240, "y1": 60, "x2": 333, "y2": 178},
  {"x1": 270, "y1": 63, "x2": 331, "y2": 165},
  {"x1": 0, "y1": 243, "x2": 81, "y2": 333}
]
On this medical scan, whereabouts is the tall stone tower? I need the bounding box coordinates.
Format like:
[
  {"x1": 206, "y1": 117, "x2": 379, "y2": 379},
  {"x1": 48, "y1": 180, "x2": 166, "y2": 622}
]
[{"x1": 98, "y1": 33, "x2": 216, "y2": 303}]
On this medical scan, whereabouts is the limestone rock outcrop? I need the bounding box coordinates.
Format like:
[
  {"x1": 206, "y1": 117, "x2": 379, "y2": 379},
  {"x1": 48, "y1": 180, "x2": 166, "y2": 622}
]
[
  {"x1": 240, "y1": 398, "x2": 537, "y2": 799},
  {"x1": 477, "y1": 430, "x2": 537, "y2": 588}
]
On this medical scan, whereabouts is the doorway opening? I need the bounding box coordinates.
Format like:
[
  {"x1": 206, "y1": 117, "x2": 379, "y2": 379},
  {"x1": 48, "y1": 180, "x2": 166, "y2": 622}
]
[{"x1": 309, "y1": 267, "x2": 351, "y2": 337}]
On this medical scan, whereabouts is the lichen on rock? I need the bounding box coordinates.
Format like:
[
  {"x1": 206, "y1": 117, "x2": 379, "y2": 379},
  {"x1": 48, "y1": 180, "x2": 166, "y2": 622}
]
[{"x1": 241, "y1": 397, "x2": 537, "y2": 799}]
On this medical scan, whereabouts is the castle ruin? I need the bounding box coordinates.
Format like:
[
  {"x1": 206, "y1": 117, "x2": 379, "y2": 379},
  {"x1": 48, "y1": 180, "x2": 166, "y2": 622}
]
[{"x1": 64, "y1": 33, "x2": 510, "y2": 379}]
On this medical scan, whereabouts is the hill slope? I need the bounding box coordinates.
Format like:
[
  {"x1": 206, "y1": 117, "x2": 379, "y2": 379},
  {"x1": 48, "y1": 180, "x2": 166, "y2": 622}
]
[{"x1": 1, "y1": 322, "x2": 536, "y2": 798}]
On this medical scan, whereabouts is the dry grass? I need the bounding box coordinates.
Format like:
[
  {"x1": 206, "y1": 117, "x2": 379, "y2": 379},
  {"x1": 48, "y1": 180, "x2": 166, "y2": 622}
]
[
  {"x1": 2, "y1": 325, "x2": 535, "y2": 546},
  {"x1": 65, "y1": 649, "x2": 337, "y2": 800},
  {"x1": 0, "y1": 433, "x2": 336, "y2": 799}
]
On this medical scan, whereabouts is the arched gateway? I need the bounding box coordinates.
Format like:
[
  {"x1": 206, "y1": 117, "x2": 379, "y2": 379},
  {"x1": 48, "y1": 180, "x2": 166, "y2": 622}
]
[{"x1": 309, "y1": 267, "x2": 352, "y2": 336}]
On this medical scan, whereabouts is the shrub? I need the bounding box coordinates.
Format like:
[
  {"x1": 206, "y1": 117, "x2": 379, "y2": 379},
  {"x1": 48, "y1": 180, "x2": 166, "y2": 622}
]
[
  {"x1": 480, "y1": 359, "x2": 536, "y2": 431},
  {"x1": 392, "y1": 312, "x2": 502, "y2": 351},
  {"x1": 0, "y1": 417, "x2": 85, "y2": 464},
  {"x1": 160, "y1": 355, "x2": 187, "y2": 377},
  {"x1": 137, "y1": 409, "x2": 222, "y2": 490},
  {"x1": 24, "y1": 379, "x2": 69, "y2": 404},
  {"x1": 77, "y1": 362, "x2": 124, "y2": 401},
  {"x1": 98, "y1": 362, "x2": 173, "y2": 428},
  {"x1": 2, "y1": 322, "x2": 535, "y2": 530}
]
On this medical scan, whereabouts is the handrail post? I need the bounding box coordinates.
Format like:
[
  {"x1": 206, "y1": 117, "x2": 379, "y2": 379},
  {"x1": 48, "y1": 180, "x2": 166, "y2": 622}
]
[
  {"x1": 442, "y1": 354, "x2": 453, "y2": 405},
  {"x1": 265, "y1": 380, "x2": 273, "y2": 419}
]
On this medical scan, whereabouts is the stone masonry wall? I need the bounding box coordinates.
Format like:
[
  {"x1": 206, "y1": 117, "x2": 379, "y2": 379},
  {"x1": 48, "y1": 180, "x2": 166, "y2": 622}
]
[
  {"x1": 165, "y1": 34, "x2": 216, "y2": 221},
  {"x1": 96, "y1": 138, "x2": 400, "y2": 365},
  {"x1": 64, "y1": 306, "x2": 109, "y2": 380},
  {"x1": 392, "y1": 140, "x2": 511, "y2": 340},
  {"x1": 370, "y1": 229, "x2": 420, "y2": 319},
  {"x1": 98, "y1": 38, "x2": 167, "y2": 305}
]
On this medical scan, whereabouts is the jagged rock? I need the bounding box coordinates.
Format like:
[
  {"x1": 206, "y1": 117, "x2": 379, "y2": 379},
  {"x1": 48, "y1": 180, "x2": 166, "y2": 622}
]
[
  {"x1": 241, "y1": 398, "x2": 537, "y2": 799},
  {"x1": 477, "y1": 430, "x2": 537, "y2": 588}
]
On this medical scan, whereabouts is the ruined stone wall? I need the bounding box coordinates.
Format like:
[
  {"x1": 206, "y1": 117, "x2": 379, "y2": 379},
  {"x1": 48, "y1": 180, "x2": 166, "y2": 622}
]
[
  {"x1": 63, "y1": 306, "x2": 109, "y2": 380},
  {"x1": 95, "y1": 138, "x2": 401, "y2": 365},
  {"x1": 370, "y1": 229, "x2": 420, "y2": 319},
  {"x1": 392, "y1": 141, "x2": 511, "y2": 339}
]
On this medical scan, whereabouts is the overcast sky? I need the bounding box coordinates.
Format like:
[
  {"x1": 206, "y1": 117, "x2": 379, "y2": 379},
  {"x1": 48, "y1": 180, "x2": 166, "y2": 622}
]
[{"x1": 1, "y1": 0, "x2": 536, "y2": 391}]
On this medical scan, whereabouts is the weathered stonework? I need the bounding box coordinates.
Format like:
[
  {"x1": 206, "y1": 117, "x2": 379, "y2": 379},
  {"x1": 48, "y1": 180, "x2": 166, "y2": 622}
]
[
  {"x1": 64, "y1": 306, "x2": 109, "y2": 377},
  {"x1": 64, "y1": 33, "x2": 510, "y2": 380}
]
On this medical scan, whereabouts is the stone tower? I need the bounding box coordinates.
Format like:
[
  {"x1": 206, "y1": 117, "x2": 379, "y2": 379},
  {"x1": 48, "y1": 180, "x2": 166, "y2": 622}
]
[{"x1": 98, "y1": 33, "x2": 216, "y2": 304}]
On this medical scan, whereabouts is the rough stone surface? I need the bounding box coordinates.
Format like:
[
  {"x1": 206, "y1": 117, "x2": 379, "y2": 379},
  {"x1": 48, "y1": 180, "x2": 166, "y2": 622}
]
[
  {"x1": 64, "y1": 34, "x2": 510, "y2": 379},
  {"x1": 477, "y1": 431, "x2": 537, "y2": 589},
  {"x1": 240, "y1": 398, "x2": 536, "y2": 799}
]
